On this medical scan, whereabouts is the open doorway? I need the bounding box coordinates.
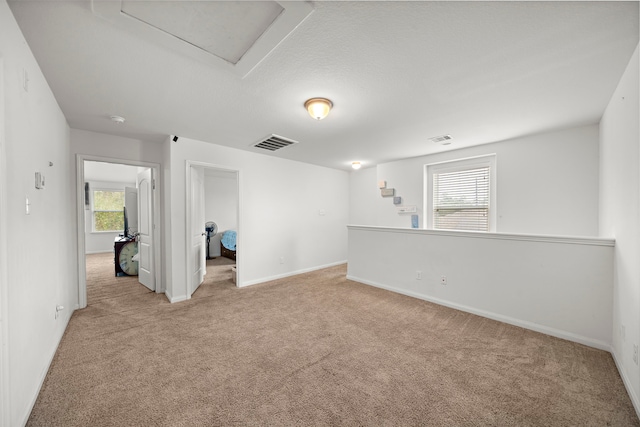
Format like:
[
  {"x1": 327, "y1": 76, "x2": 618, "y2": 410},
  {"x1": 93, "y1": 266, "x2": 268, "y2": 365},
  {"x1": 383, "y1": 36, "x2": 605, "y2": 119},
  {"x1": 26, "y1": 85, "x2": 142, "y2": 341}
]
[
  {"x1": 76, "y1": 155, "x2": 161, "y2": 309},
  {"x1": 199, "y1": 168, "x2": 239, "y2": 294},
  {"x1": 186, "y1": 162, "x2": 239, "y2": 298}
]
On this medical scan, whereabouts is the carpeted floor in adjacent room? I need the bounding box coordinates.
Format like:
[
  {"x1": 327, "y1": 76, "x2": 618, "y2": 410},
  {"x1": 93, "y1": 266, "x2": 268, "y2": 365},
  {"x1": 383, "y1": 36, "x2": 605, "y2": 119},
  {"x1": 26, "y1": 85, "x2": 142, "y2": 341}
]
[{"x1": 27, "y1": 252, "x2": 639, "y2": 426}]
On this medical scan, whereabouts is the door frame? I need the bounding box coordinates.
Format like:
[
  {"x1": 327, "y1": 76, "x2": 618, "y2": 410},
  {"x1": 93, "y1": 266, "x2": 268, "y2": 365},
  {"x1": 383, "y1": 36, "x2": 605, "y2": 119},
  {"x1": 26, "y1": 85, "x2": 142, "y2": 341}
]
[
  {"x1": 75, "y1": 154, "x2": 162, "y2": 308},
  {"x1": 0, "y1": 57, "x2": 11, "y2": 426},
  {"x1": 185, "y1": 160, "x2": 241, "y2": 296}
]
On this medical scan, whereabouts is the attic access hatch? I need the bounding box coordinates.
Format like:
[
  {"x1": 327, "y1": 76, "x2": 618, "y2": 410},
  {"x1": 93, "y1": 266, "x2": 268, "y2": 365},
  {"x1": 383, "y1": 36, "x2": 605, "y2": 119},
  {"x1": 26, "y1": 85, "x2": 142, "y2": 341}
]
[{"x1": 91, "y1": 1, "x2": 313, "y2": 77}]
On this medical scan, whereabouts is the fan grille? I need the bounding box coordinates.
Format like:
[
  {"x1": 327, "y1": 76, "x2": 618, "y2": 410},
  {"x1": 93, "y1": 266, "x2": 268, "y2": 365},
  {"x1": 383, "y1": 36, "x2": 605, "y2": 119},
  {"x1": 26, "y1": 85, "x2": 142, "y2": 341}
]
[
  {"x1": 205, "y1": 221, "x2": 218, "y2": 236},
  {"x1": 252, "y1": 134, "x2": 298, "y2": 151}
]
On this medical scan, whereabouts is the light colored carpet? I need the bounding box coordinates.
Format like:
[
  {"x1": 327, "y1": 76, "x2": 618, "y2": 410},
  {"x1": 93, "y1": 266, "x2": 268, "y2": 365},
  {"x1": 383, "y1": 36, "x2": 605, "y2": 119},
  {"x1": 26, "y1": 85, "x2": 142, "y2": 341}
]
[{"x1": 27, "y1": 253, "x2": 638, "y2": 426}]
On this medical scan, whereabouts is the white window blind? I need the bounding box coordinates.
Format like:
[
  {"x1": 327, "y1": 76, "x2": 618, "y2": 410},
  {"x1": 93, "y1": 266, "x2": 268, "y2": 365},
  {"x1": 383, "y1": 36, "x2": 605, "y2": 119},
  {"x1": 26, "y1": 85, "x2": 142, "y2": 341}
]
[{"x1": 433, "y1": 166, "x2": 490, "y2": 231}]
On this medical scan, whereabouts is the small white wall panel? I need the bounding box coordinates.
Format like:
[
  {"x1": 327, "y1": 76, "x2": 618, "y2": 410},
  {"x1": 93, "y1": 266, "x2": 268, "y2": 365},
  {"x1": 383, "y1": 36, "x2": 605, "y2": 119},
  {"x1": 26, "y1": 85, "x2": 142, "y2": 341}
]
[{"x1": 347, "y1": 226, "x2": 614, "y2": 349}]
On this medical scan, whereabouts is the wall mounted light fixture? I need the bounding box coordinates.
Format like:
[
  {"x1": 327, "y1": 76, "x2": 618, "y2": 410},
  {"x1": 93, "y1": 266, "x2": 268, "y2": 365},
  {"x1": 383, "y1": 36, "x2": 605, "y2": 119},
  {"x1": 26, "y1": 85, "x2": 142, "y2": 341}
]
[{"x1": 304, "y1": 98, "x2": 332, "y2": 120}]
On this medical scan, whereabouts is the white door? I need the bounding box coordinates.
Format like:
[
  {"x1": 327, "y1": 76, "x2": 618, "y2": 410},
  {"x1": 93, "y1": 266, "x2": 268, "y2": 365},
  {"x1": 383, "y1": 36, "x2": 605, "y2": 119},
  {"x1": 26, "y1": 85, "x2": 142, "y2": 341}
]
[
  {"x1": 190, "y1": 166, "x2": 206, "y2": 296},
  {"x1": 137, "y1": 168, "x2": 154, "y2": 291}
]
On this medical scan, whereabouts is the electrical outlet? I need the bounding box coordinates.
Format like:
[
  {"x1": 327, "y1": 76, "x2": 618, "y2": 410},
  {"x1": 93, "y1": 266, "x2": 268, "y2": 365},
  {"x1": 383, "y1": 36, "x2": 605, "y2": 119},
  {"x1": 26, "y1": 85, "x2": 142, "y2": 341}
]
[
  {"x1": 279, "y1": 257, "x2": 284, "y2": 264},
  {"x1": 416, "y1": 271, "x2": 422, "y2": 280},
  {"x1": 441, "y1": 276, "x2": 447, "y2": 285},
  {"x1": 634, "y1": 344, "x2": 638, "y2": 365}
]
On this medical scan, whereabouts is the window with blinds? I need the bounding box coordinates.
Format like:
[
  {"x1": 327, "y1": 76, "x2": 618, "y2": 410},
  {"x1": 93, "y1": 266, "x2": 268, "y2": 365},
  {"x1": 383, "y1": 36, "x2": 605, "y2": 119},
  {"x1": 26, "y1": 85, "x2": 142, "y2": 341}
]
[{"x1": 433, "y1": 166, "x2": 490, "y2": 231}]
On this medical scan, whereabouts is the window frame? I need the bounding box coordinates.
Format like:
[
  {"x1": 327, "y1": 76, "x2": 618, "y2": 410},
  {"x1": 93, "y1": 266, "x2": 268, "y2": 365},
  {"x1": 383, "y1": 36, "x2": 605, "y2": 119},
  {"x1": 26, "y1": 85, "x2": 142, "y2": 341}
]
[
  {"x1": 424, "y1": 154, "x2": 497, "y2": 232},
  {"x1": 91, "y1": 187, "x2": 125, "y2": 233}
]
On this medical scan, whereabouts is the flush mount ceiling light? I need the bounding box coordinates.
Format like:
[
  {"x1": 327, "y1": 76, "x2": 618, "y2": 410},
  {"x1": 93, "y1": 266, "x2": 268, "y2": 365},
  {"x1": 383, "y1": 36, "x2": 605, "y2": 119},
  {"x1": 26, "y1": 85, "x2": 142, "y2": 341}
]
[
  {"x1": 351, "y1": 161, "x2": 362, "y2": 170},
  {"x1": 110, "y1": 115, "x2": 126, "y2": 124},
  {"x1": 304, "y1": 98, "x2": 333, "y2": 120}
]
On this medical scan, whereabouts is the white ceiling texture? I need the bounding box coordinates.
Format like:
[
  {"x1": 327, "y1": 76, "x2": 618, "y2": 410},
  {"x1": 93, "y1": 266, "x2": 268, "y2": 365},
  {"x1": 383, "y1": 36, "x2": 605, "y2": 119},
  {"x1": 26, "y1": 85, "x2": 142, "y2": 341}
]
[{"x1": 8, "y1": 1, "x2": 640, "y2": 171}]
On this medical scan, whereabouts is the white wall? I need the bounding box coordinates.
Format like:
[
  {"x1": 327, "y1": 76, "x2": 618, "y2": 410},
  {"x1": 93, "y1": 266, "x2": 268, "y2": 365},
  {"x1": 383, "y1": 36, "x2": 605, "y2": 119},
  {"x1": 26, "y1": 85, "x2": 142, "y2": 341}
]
[
  {"x1": 204, "y1": 172, "x2": 237, "y2": 258},
  {"x1": 0, "y1": 2, "x2": 76, "y2": 425},
  {"x1": 348, "y1": 166, "x2": 378, "y2": 226},
  {"x1": 348, "y1": 226, "x2": 614, "y2": 349},
  {"x1": 166, "y1": 137, "x2": 349, "y2": 302},
  {"x1": 84, "y1": 180, "x2": 135, "y2": 254},
  {"x1": 162, "y1": 135, "x2": 173, "y2": 298},
  {"x1": 600, "y1": 44, "x2": 640, "y2": 413},
  {"x1": 350, "y1": 124, "x2": 600, "y2": 237},
  {"x1": 71, "y1": 129, "x2": 165, "y2": 165}
]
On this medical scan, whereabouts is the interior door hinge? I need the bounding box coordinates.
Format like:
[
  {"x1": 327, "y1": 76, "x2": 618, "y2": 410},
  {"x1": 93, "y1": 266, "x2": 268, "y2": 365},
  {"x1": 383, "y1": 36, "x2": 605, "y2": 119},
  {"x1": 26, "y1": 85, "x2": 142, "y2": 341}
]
[{"x1": 152, "y1": 179, "x2": 156, "y2": 190}]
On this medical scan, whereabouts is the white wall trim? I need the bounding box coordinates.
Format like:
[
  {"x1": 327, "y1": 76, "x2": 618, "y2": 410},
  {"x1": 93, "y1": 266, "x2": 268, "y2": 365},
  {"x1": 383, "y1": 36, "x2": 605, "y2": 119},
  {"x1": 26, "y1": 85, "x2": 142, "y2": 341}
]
[
  {"x1": 240, "y1": 261, "x2": 347, "y2": 287},
  {"x1": 0, "y1": 56, "x2": 11, "y2": 427},
  {"x1": 76, "y1": 154, "x2": 163, "y2": 308},
  {"x1": 165, "y1": 290, "x2": 188, "y2": 304},
  {"x1": 347, "y1": 274, "x2": 610, "y2": 351},
  {"x1": 347, "y1": 225, "x2": 615, "y2": 247},
  {"x1": 611, "y1": 348, "x2": 640, "y2": 421}
]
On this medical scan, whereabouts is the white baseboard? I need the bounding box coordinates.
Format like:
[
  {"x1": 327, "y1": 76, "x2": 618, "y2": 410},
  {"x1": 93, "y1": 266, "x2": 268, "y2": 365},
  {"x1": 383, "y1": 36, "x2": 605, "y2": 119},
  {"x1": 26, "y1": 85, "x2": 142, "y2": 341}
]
[
  {"x1": 611, "y1": 348, "x2": 640, "y2": 421},
  {"x1": 166, "y1": 261, "x2": 347, "y2": 299},
  {"x1": 166, "y1": 291, "x2": 188, "y2": 304},
  {"x1": 20, "y1": 308, "x2": 73, "y2": 427},
  {"x1": 240, "y1": 261, "x2": 347, "y2": 288},
  {"x1": 347, "y1": 275, "x2": 610, "y2": 351}
]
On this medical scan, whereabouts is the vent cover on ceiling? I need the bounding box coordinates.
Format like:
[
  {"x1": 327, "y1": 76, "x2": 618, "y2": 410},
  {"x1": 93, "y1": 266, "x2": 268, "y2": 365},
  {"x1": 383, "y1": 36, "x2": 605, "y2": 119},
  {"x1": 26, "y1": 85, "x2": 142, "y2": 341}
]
[
  {"x1": 252, "y1": 134, "x2": 299, "y2": 151},
  {"x1": 429, "y1": 134, "x2": 453, "y2": 144}
]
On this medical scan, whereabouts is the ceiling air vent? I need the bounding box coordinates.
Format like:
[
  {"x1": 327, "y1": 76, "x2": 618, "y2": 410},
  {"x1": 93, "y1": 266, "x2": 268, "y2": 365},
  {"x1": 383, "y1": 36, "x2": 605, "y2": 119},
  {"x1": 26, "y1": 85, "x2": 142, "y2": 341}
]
[
  {"x1": 252, "y1": 134, "x2": 299, "y2": 151},
  {"x1": 429, "y1": 134, "x2": 453, "y2": 145}
]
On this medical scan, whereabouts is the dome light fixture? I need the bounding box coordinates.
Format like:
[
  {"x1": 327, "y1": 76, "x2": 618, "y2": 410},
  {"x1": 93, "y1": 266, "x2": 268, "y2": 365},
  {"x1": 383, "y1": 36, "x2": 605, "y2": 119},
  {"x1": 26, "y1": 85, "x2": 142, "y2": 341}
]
[
  {"x1": 351, "y1": 161, "x2": 362, "y2": 170},
  {"x1": 304, "y1": 98, "x2": 333, "y2": 120}
]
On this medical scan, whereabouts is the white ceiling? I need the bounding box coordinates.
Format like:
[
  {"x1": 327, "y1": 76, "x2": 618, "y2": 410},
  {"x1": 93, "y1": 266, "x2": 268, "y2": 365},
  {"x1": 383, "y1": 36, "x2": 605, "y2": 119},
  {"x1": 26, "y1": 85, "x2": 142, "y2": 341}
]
[
  {"x1": 119, "y1": 1, "x2": 284, "y2": 64},
  {"x1": 8, "y1": 1, "x2": 640, "y2": 171}
]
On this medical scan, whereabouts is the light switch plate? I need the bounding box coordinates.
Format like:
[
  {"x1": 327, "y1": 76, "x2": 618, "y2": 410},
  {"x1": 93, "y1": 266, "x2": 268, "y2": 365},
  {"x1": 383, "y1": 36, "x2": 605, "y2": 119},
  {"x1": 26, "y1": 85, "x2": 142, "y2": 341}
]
[{"x1": 35, "y1": 172, "x2": 45, "y2": 189}]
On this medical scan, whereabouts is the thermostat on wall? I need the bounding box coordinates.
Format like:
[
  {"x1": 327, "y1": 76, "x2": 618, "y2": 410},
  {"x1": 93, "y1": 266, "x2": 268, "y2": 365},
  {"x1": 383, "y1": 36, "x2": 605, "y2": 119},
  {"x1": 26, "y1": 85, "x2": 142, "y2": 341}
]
[{"x1": 381, "y1": 188, "x2": 395, "y2": 197}]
